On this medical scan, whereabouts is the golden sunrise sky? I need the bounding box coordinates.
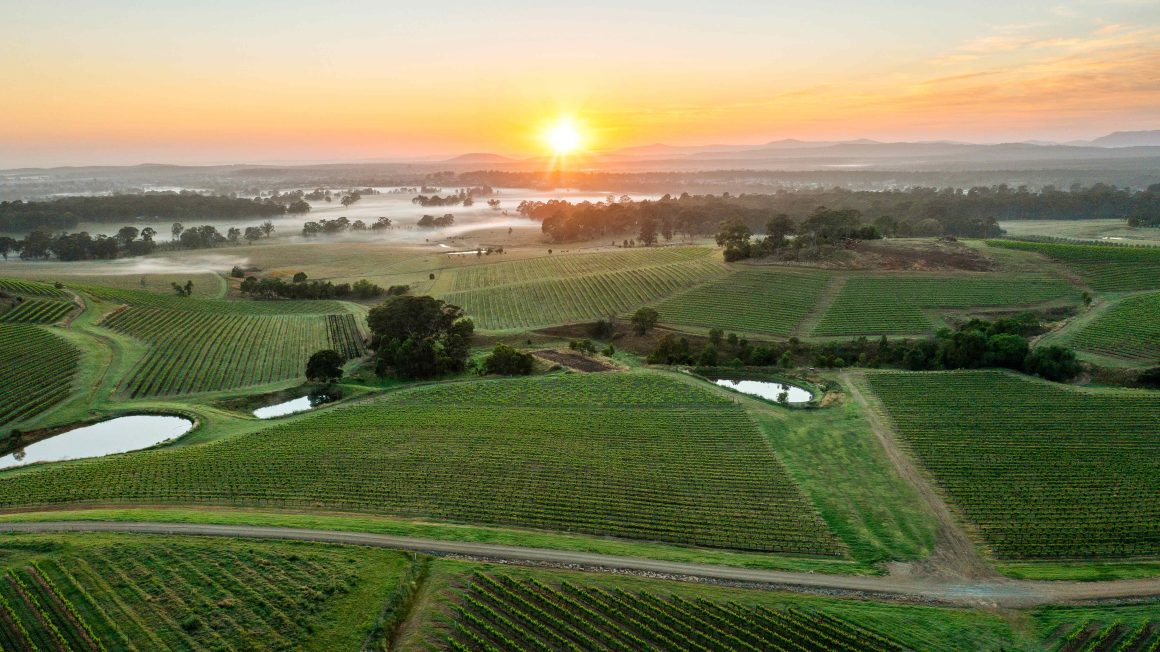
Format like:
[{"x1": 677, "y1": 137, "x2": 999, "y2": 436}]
[{"x1": 2, "y1": 0, "x2": 1158, "y2": 166}]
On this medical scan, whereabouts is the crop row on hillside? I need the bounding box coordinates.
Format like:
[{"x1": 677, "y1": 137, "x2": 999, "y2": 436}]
[
  {"x1": 651, "y1": 267, "x2": 831, "y2": 336},
  {"x1": 0, "y1": 374, "x2": 842, "y2": 554},
  {"x1": 448, "y1": 247, "x2": 717, "y2": 292},
  {"x1": 0, "y1": 538, "x2": 375, "y2": 650},
  {"x1": 443, "y1": 573, "x2": 904, "y2": 652},
  {"x1": 0, "y1": 325, "x2": 80, "y2": 428},
  {"x1": 81, "y1": 285, "x2": 347, "y2": 314},
  {"x1": 102, "y1": 307, "x2": 364, "y2": 397},
  {"x1": 987, "y1": 240, "x2": 1160, "y2": 291},
  {"x1": 441, "y1": 257, "x2": 727, "y2": 330},
  {"x1": 0, "y1": 299, "x2": 75, "y2": 324},
  {"x1": 868, "y1": 371, "x2": 1159, "y2": 558},
  {"x1": 0, "y1": 278, "x2": 69, "y2": 299},
  {"x1": 813, "y1": 275, "x2": 1076, "y2": 336},
  {"x1": 1063, "y1": 291, "x2": 1160, "y2": 362}
]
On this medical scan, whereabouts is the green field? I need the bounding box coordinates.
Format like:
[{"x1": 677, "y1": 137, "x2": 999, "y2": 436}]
[
  {"x1": 867, "y1": 371, "x2": 1159, "y2": 559},
  {"x1": 988, "y1": 240, "x2": 1160, "y2": 291},
  {"x1": 438, "y1": 247, "x2": 727, "y2": 330},
  {"x1": 0, "y1": 325, "x2": 81, "y2": 429},
  {"x1": 650, "y1": 267, "x2": 831, "y2": 336},
  {"x1": 1059, "y1": 291, "x2": 1160, "y2": 363},
  {"x1": 442, "y1": 572, "x2": 904, "y2": 652},
  {"x1": 0, "y1": 298, "x2": 76, "y2": 324},
  {"x1": 812, "y1": 274, "x2": 1076, "y2": 336},
  {"x1": 0, "y1": 534, "x2": 409, "y2": 651},
  {"x1": 1032, "y1": 604, "x2": 1160, "y2": 652},
  {"x1": 101, "y1": 306, "x2": 365, "y2": 397},
  {"x1": 0, "y1": 372, "x2": 842, "y2": 555}
]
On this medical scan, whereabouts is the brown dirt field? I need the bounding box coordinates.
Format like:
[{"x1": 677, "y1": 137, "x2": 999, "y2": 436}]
[{"x1": 532, "y1": 349, "x2": 617, "y2": 372}]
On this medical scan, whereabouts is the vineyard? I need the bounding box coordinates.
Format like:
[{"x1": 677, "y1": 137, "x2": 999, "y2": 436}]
[
  {"x1": 0, "y1": 373, "x2": 843, "y2": 554},
  {"x1": 101, "y1": 306, "x2": 365, "y2": 397},
  {"x1": 0, "y1": 278, "x2": 70, "y2": 299},
  {"x1": 987, "y1": 240, "x2": 1160, "y2": 292},
  {"x1": 80, "y1": 285, "x2": 347, "y2": 314},
  {"x1": 1061, "y1": 292, "x2": 1160, "y2": 363},
  {"x1": 812, "y1": 274, "x2": 1076, "y2": 336},
  {"x1": 650, "y1": 268, "x2": 831, "y2": 336},
  {"x1": 0, "y1": 325, "x2": 80, "y2": 429},
  {"x1": 1035, "y1": 605, "x2": 1160, "y2": 652},
  {"x1": 442, "y1": 573, "x2": 905, "y2": 652},
  {"x1": 0, "y1": 536, "x2": 395, "y2": 650},
  {"x1": 867, "y1": 371, "x2": 1160, "y2": 558},
  {"x1": 0, "y1": 298, "x2": 76, "y2": 324},
  {"x1": 439, "y1": 248, "x2": 727, "y2": 330}
]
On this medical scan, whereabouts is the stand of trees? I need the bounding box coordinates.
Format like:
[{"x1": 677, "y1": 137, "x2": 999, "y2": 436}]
[
  {"x1": 239, "y1": 274, "x2": 394, "y2": 300},
  {"x1": 482, "y1": 344, "x2": 535, "y2": 376},
  {"x1": 367, "y1": 295, "x2": 474, "y2": 379},
  {"x1": 417, "y1": 214, "x2": 455, "y2": 228},
  {"x1": 0, "y1": 192, "x2": 301, "y2": 232},
  {"x1": 411, "y1": 186, "x2": 494, "y2": 207},
  {"x1": 648, "y1": 313, "x2": 1082, "y2": 383},
  {"x1": 516, "y1": 183, "x2": 1160, "y2": 244}
]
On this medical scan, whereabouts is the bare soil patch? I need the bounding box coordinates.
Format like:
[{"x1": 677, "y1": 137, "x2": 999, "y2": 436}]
[{"x1": 532, "y1": 349, "x2": 617, "y2": 372}]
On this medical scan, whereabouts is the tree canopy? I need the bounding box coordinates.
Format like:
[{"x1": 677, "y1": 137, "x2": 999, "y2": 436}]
[{"x1": 367, "y1": 296, "x2": 474, "y2": 379}]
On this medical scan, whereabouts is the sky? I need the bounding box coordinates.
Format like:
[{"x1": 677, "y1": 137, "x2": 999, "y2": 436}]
[{"x1": 1, "y1": 0, "x2": 1158, "y2": 167}]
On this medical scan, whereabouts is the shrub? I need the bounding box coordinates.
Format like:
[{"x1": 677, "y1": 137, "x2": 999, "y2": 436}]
[{"x1": 483, "y1": 344, "x2": 535, "y2": 376}]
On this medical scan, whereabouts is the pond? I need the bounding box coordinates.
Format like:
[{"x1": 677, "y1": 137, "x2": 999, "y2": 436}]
[
  {"x1": 252, "y1": 394, "x2": 334, "y2": 419},
  {"x1": 0, "y1": 415, "x2": 193, "y2": 470},
  {"x1": 712, "y1": 378, "x2": 813, "y2": 404}
]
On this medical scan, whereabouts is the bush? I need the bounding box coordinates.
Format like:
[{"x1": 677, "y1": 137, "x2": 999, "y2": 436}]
[
  {"x1": 1136, "y1": 367, "x2": 1160, "y2": 389},
  {"x1": 483, "y1": 344, "x2": 535, "y2": 376},
  {"x1": 305, "y1": 349, "x2": 345, "y2": 382},
  {"x1": 630, "y1": 307, "x2": 659, "y2": 335},
  {"x1": 1024, "y1": 345, "x2": 1081, "y2": 382}
]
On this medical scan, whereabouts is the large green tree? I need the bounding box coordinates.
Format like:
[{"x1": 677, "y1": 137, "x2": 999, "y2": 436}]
[{"x1": 367, "y1": 295, "x2": 474, "y2": 379}]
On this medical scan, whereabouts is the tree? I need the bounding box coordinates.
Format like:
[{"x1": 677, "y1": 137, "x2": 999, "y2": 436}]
[
  {"x1": 1024, "y1": 346, "x2": 1081, "y2": 382},
  {"x1": 306, "y1": 349, "x2": 345, "y2": 382},
  {"x1": 292, "y1": 272, "x2": 308, "y2": 283},
  {"x1": 116, "y1": 226, "x2": 139, "y2": 247},
  {"x1": 367, "y1": 295, "x2": 473, "y2": 379},
  {"x1": 698, "y1": 345, "x2": 719, "y2": 366},
  {"x1": 171, "y1": 222, "x2": 184, "y2": 241},
  {"x1": 171, "y1": 280, "x2": 194, "y2": 297},
  {"x1": 260, "y1": 220, "x2": 275, "y2": 238},
  {"x1": 638, "y1": 217, "x2": 658, "y2": 246},
  {"x1": 983, "y1": 333, "x2": 1029, "y2": 370},
  {"x1": 244, "y1": 226, "x2": 263, "y2": 242},
  {"x1": 630, "y1": 307, "x2": 659, "y2": 336},
  {"x1": 483, "y1": 344, "x2": 534, "y2": 376},
  {"x1": 0, "y1": 236, "x2": 17, "y2": 261},
  {"x1": 227, "y1": 227, "x2": 241, "y2": 244},
  {"x1": 1137, "y1": 367, "x2": 1160, "y2": 389},
  {"x1": 708, "y1": 328, "x2": 723, "y2": 346},
  {"x1": 715, "y1": 219, "x2": 752, "y2": 261},
  {"x1": 765, "y1": 213, "x2": 794, "y2": 250}
]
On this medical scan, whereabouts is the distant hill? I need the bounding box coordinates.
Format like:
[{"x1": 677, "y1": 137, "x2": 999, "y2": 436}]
[
  {"x1": 443, "y1": 152, "x2": 517, "y2": 164},
  {"x1": 1087, "y1": 130, "x2": 1160, "y2": 148}
]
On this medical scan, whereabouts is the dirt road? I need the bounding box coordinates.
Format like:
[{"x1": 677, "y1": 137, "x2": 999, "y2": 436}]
[{"x1": 4, "y1": 521, "x2": 1157, "y2": 608}]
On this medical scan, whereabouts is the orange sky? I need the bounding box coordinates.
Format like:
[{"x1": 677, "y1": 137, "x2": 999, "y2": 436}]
[{"x1": 1, "y1": 1, "x2": 1158, "y2": 166}]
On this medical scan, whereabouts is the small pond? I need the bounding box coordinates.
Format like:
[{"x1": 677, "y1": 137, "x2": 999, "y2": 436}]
[
  {"x1": 712, "y1": 378, "x2": 813, "y2": 404},
  {"x1": 0, "y1": 415, "x2": 193, "y2": 470},
  {"x1": 252, "y1": 394, "x2": 334, "y2": 419}
]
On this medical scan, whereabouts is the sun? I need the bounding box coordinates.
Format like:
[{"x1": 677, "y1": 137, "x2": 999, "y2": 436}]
[{"x1": 544, "y1": 118, "x2": 583, "y2": 156}]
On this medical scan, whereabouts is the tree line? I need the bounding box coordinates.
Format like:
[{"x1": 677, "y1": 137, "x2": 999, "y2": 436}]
[
  {"x1": 0, "y1": 191, "x2": 307, "y2": 233},
  {"x1": 515, "y1": 183, "x2": 1160, "y2": 244},
  {"x1": 237, "y1": 271, "x2": 402, "y2": 301},
  {"x1": 5, "y1": 221, "x2": 275, "y2": 261}
]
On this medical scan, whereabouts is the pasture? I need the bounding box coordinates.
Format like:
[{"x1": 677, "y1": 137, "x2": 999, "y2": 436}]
[{"x1": 867, "y1": 370, "x2": 1159, "y2": 559}]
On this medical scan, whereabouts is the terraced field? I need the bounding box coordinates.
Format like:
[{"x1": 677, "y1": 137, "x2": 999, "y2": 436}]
[
  {"x1": 0, "y1": 325, "x2": 81, "y2": 429},
  {"x1": 868, "y1": 371, "x2": 1159, "y2": 558},
  {"x1": 988, "y1": 240, "x2": 1160, "y2": 292},
  {"x1": 0, "y1": 298, "x2": 75, "y2": 324},
  {"x1": 0, "y1": 373, "x2": 843, "y2": 555},
  {"x1": 650, "y1": 267, "x2": 831, "y2": 336},
  {"x1": 102, "y1": 306, "x2": 365, "y2": 397},
  {"x1": 439, "y1": 247, "x2": 727, "y2": 330},
  {"x1": 812, "y1": 274, "x2": 1076, "y2": 336},
  {"x1": 443, "y1": 573, "x2": 904, "y2": 652},
  {"x1": 1061, "y1": 291, "x2": 1160, "y2": 363},
  {"x1": 0, "y1": 536, "x2": 405, "y2": 650}
]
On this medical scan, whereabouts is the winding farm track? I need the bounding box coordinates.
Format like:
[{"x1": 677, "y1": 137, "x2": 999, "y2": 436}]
[{"x1": 3, "y1": 521, "x2": 1158, "y2": 608}]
